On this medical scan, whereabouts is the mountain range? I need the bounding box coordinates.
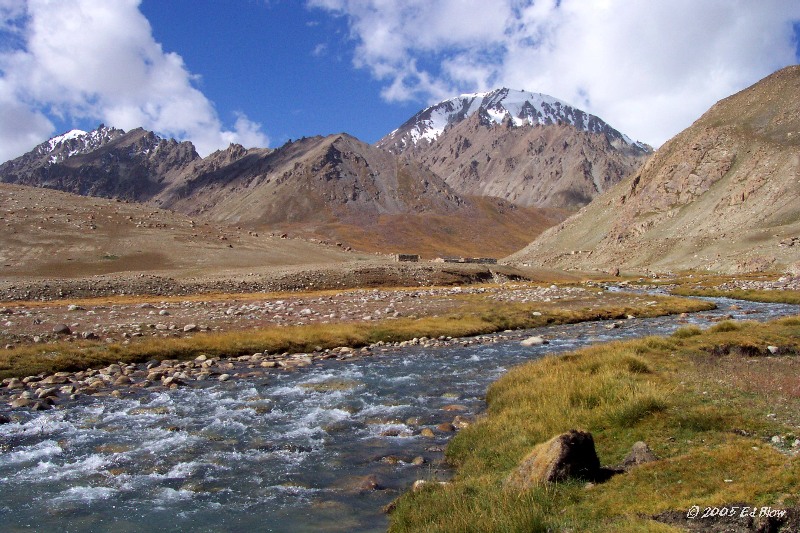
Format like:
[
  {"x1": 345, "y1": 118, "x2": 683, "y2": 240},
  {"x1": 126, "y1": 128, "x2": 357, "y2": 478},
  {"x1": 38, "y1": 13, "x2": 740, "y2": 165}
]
[
  {"x1": 0, "y1": 89, "x2": 648, "y2": 258},
  {"x1": 4, "y1": 68, "x2": 796, "y2": 274}
]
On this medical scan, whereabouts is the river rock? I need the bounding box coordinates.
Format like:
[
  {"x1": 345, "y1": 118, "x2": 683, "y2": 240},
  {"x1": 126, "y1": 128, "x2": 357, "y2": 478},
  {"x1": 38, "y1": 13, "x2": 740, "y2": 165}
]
[
  {"x1": 114, "y1": 376, "x2": 133, "y2": 386},
  {"x1": 0, "y1": 413, "x2": 10, "y2": 424},
  {"x1": 419, "y1": 428, "x2": 435, "y2": 438},
  {"x1": 35, "y1": 387, "x2": 58, "y2": 399},
  {"x1": 505, "y1": 429, "x2": 601, "y2": 488},
  {"x1": 520, "y1": 336, "x2": 548, "y2": 346},
  {"x1": 40, "y1": 374, "x2": 69, "y2": 385},
  {"x1": 452, "y1": 415, "x2": 471, "y2": 429}
]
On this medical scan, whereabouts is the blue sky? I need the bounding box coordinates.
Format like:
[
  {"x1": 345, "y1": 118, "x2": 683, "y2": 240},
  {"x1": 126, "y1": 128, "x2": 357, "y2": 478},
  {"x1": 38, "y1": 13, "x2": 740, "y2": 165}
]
[
  {"x1": 1, "y1": 1, "x2": 799, "y2": 163},
  {"x1": 137, "y1": 0, "x2": 420, "y2": 146}
]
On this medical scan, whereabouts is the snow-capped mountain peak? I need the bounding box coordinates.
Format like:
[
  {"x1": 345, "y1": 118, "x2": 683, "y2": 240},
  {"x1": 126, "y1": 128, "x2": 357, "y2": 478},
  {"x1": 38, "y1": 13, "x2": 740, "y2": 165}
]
[
  {"x1": 378, "y1": 88, "x2": 649, "y2": 154},
  {"x1": 47, "y1": 129, "x2": 87, "y2": 150},
  {"x1": 34, "y1": 124, "x2": 125, "y2": 164}
]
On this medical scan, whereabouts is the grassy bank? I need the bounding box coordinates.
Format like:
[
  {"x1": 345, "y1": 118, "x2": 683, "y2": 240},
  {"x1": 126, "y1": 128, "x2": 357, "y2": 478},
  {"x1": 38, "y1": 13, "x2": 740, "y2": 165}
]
[
  {"x1": 672, "y1": 286, "x2": 800, "y2": 305},
  {"x1": 388, "y1": 317, "x2": 800, "y2": 532},
  {"x1": 0, "y1": 295, "x2": 712, "y2": 380}
]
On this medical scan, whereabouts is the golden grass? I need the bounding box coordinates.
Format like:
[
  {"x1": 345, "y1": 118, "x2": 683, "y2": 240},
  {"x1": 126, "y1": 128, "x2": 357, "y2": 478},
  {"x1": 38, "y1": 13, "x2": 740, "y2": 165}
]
[
  {"x1": 0, "y1": 295, "x2": 712, "y2": 380},
  {"x1": 388, "y1": 316, "x2": 800, "y2": 532},
  {"x1": 671, "y1": 287, "x2": 800, "y2": 305}
]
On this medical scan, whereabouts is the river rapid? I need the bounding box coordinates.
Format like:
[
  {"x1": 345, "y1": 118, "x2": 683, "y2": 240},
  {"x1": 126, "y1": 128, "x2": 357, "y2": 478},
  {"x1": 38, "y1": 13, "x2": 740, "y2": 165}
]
[{"x1": 1, "y1": 296, "x2": 797, "y2": 532}]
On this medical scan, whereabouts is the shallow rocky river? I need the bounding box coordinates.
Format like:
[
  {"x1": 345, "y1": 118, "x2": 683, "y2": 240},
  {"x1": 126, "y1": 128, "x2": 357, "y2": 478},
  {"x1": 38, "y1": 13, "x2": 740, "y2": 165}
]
[{"x1": 1, "y1": 296, "x2": 797, "y2": 532}]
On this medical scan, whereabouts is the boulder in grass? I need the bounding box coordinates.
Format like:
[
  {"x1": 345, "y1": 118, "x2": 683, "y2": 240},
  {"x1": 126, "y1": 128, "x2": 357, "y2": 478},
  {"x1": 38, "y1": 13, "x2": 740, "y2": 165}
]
[
  {"x1": 53, "y1": 324, "x2": 72, "y2": 335},
  {"x1": 505, "y1": 429, "x2": 604, "y2": 489},
  {"x1": 619, "y1": 441, "x2": 659, "y2": 470}
]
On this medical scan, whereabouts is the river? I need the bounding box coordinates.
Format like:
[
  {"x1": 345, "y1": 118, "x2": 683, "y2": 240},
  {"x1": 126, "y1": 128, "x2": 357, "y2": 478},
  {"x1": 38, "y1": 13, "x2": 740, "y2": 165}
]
[{"x1": 0, "y1": 296, "x2": 797, "y2": 532}]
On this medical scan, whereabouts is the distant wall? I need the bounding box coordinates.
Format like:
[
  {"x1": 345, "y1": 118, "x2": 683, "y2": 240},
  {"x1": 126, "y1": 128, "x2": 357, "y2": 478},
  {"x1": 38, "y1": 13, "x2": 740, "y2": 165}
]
[{"x1": 432, "y1": 257, "x2": 497, "y2": 264}]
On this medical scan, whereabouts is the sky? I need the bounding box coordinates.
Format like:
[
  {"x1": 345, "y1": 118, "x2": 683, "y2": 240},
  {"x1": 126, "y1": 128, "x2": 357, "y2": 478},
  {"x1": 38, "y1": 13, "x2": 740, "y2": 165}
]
[{"x1": 1, "y1": 0, "x2": 799, "y2": 164}]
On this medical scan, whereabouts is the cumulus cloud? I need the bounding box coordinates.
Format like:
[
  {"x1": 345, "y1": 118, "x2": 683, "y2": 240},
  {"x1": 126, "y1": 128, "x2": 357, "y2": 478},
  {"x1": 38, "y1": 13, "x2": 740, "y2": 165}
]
[
  {"x1": 309, "y1": 0, "x2": 800, "y2": 146},
  {"x1": 0, "y1": 0, "x2": 268, "y2": 163}
]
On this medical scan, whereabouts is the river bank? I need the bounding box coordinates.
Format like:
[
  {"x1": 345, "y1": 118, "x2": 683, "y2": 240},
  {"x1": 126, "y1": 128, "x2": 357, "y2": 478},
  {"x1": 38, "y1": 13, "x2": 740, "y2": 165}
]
[
  {"x1": 1, "y1": 285, "x2": 713, "y2": 410},
  {"x1": 0, "y1": 294, "x2": 797, "y2": 532},
  {"x1": 387, "y1": 312, "x2": 800, "y2": 532}
]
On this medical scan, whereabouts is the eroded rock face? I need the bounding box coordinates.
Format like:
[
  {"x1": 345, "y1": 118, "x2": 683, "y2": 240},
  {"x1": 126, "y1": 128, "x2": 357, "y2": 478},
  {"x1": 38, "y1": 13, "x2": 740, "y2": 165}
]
[{"x1": 505, "y1": 429, "x2": 601, "y2": 488}]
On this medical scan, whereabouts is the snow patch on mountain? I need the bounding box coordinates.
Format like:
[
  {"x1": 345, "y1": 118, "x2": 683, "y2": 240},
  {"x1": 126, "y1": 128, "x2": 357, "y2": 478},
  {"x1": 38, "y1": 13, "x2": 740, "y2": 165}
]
[
  {"x1": 47, "y1": 129, "x2": 87, "y2": 149},
  {"x1": 33, "y1": 125, "x2": 127, "y2": 165},
  {"x1": 381, "y1": 88, "x2": 649, "y2": 153}
]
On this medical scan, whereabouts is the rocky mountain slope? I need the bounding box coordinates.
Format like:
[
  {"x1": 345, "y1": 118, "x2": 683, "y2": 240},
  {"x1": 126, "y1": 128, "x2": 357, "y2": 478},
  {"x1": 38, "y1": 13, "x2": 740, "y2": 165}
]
[
  {"x1": 157, "y1": 134, "x2": 564, "y2": 257},
  {"x1": 508, "y1": 66, "x2": 800, "y2": 274},
  {"x1": 159, "y1": 134, "x2": 463, "y2": 224},
  {"x1": 0, "y1": 125, "x2": 199, "y2": 200},
  {"x1": 378, "y1": 88, "x2": 651, "y2": 208},
  {"x1": 0, "y1": 128, "x2": 563, "y2": 258}
]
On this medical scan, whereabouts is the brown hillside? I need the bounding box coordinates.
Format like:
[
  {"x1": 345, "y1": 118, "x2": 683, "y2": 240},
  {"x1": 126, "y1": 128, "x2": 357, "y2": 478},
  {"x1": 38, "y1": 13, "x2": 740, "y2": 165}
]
[
  {"x1": 0, "y1": 183, "x2": 365, "y2": 279},
  {"x1": 408, "y1": 114, "x2": 648, "y2": 208},
  {"x1": 508, "y1": 66, "x2": 800, "y2": 274},
  {"x1": 157, "y1": 134, "x2": 565, "y2": 257}
]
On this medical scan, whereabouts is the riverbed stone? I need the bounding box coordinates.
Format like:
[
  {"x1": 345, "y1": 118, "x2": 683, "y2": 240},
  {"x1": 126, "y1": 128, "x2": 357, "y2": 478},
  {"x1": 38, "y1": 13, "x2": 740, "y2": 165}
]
[
  {"x1": 114, "y1": 376, "x2": 133, "y2": 386},
  {"x1": 520, "y1": 335, "x2": 548, "y2": 346}
]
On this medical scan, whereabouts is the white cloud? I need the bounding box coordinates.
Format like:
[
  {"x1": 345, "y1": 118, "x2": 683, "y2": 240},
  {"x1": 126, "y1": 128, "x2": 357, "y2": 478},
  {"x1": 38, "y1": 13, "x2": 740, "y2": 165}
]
[
  {"x1": 310, "y1": 0, "x2": 800, "y2": 146},
  {"x1": 0, "y1": 0, "x2": 269, "y2": 163}
]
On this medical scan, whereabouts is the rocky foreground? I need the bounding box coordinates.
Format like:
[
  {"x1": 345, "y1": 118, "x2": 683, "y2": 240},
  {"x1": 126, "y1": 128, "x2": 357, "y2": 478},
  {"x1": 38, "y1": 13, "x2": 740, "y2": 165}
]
[{"x1": 0, "y1": 281, "x2": 693, "y2": 415}]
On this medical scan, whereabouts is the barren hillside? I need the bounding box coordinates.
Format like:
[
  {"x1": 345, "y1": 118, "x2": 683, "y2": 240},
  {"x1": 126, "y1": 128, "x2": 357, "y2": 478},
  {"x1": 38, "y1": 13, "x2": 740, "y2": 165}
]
[{"x1": 508, "y1": 66, "x2": 800, "y2": 274}]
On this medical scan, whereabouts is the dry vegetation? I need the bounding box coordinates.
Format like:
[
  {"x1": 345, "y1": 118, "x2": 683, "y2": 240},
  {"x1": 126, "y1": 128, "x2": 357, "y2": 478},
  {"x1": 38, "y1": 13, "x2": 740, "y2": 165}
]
[
  {"x1": 388, "y1": 317, "x2": 800, "y2": 532},
  {"x1": 0, "y1": 290, "x2": 711, "y2": 380}
]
